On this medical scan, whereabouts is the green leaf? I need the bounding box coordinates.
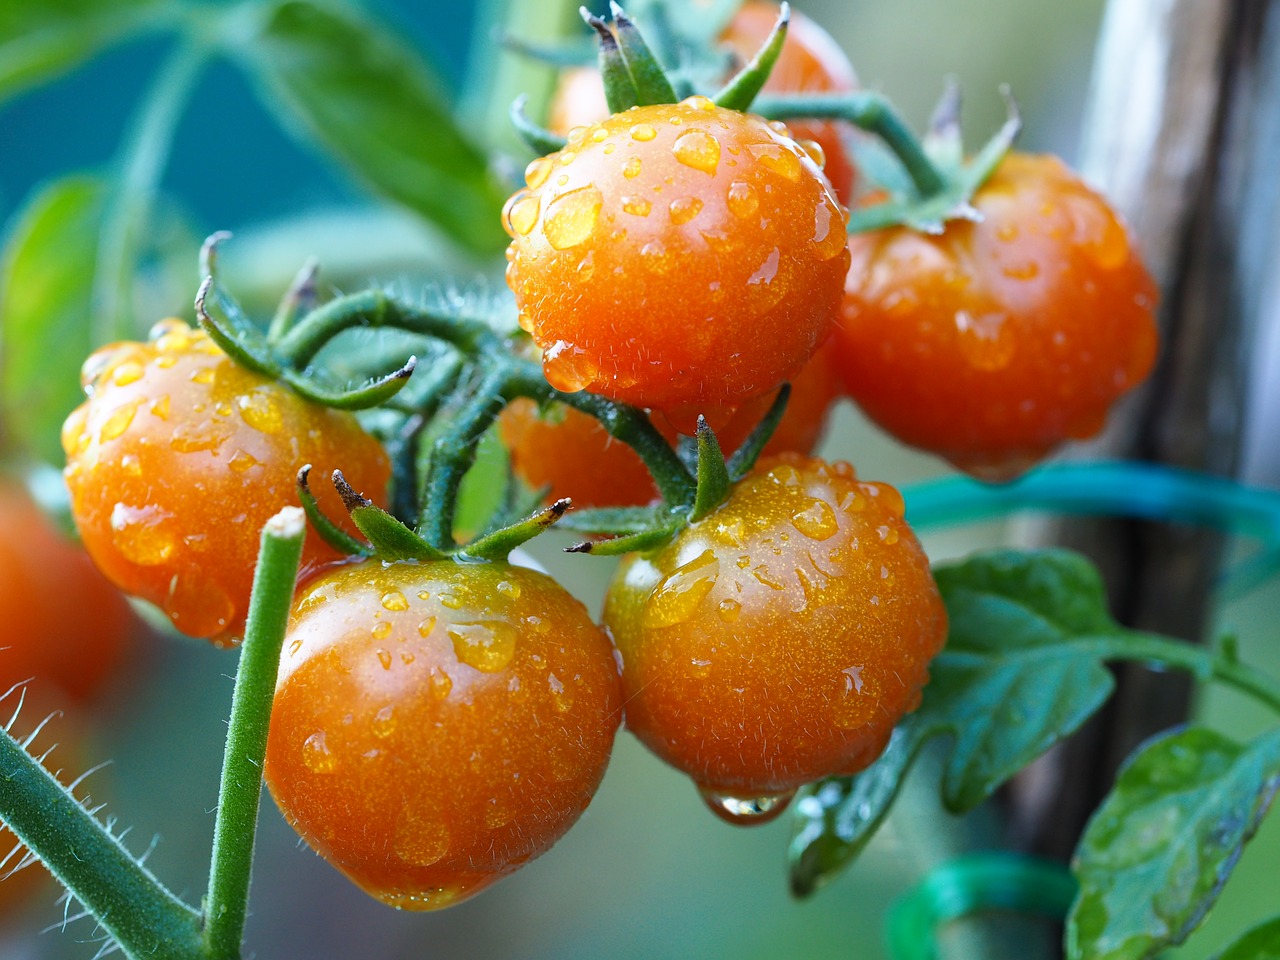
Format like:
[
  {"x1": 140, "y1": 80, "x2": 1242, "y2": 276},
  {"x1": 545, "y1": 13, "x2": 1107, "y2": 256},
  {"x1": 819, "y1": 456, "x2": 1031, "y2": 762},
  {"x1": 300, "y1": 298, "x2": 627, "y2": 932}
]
[
  {"x1": 1214, "y1": 917, "x2": 1280, "y2": 960},
  {"x1": 0, "y1": 176, "x2": 107, "y2": 465},
  {"x1": 789, "y1": 549, "x2": 1131, "y2": 895},
  {"x1": 1068, "y1": 727, "x2": 1280, "y2": 960},
  {"x1": 240, "y1": 0, "x2": 508, "y2": 256},
  {"x1": 0, "y1": 0, "x2": 159, "y2": 104}
]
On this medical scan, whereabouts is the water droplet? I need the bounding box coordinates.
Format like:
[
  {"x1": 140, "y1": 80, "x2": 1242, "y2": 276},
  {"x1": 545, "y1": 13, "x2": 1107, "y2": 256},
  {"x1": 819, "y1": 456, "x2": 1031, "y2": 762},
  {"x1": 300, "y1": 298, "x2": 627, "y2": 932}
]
[
  {"x1": 377, "y1": 649, "x2": 393, "y2": 670},
  {"x1": 698, "y1": 786, "x2": 795, "y2": 825},
  {"x1": 496, "y1": 580, "x2": 521, "y2": 599},
  {"x1": 543, "y1": 340, "x2": 598, "y2": 392},
  {"x1": 644, "y1": 549, "x2": 720, "y2": 628},
  {"x1": 373, "y1": 705, "x2": 396, "y2": 738},
  {"x1": 543, "y1": 185, "x2": 603, "y2": 250},
  {"x1": 668, "y1": 196, "x2": 703, "y2": 224},
  {"x1": 418, "y1": 617, "x2": 437, "y2": 638},
  {"x1": 503, "y1": 193, "x2": 540, "y2": 236},
  {"x1": 623, "y1": 156, "x2": 642, "y2": 179},
  {"x1": 726, "y1": 180, "x2": 759, "y2": 219},
  {"x1": 747, "y1": 249, "x2": 787, "y2": 309},
  {"x1": 590, "y1": 127, "x2": 608, "y2": 142},
  {"x1": 748, "y1": 142, "x2": 801, "y2": 181},
  {"x1": 576, "y1": 252, "x2": 595, "y2": 281},
  {"x1": 689, "y1": 657, "x2": 712, "y2": 679},
  {"x1": 558, "y1": 150, "x2": 577, "y2": 166},
  {"x1": 121, "y1": 453, "x2": 142, "y2": 476},
  {"x1": 798, "y1": 138, "x2": 826, "y2": 169},
  {"x1": 238, "y1": 391, "x2": 283, "y2": 433},
  {"x1": 148, "y1": 317, "x2": 189, "y2": 343},
  {"x1": 110, "y1": 503, "x2": 175, "y2": 565},
  {"x1": 751, "y1": 566, "x2": 783, "y2": 590},
  {"x1": 111, "y1": 361, "x2": 144, "y2": 387},
  {"x1": 630, "y1": 123, "x2": 657, "y2": 141},
  {"x1": 859, "y1": 482, "x2": 905, "y2": 518},
  {"x1": 372, "y1": 621, "x2": 392, "y2": 640},
  {"x1": 603, "y1": 142, "x2": 616, "y2": 154},
  {"x1": 449, "y1": 621, "x2": 517, "y2": 672},
  {"x1": 996, "y1": 222, "x2": 1019, "y2": 242},
  {"x1": 622, "y1": 195, "x2": 652, "y2": 217},
  {"x1": 302, "y1": 731, "x2": 337, "y2": 773},
  {"x1": 99, "y1": 402, "x2": 138, "y2": 442},
  {"x1": 876, "y1": 525, "x2": 900, "y2": 545},
  {"x1": 395, "y1": 816, "x2": 450, "y2": 866},
  {"x1": 190, "y1": 367, "x2": 216, "y2": 385},
  {"x1": 682, "y1": 94, "x2": 716, "y2": 112},
  {"x1": 1002, "y1": 261, "x2": 1040, "y2": 280},
  {"x1": 524, "y1": 156, "x2": 553, "y2": 189},
  {"x1": 791, "y1": 498, "x2": 839, "y2": 541},
  {"x1": 843, "y1": 664, "x2": 865, "y2": 694},
  {"x1": 548, "y1": 672, "x2": 574, "y2": 712},
  {"x1": 673, "y1": 130, "x2": 721, "y2": 174},
  {"x1": 228, "y1": 449, "x2": 259, "y2": 473},
  {"x1": 955, "y1": 310, "x2": 1016, "y2": 371},
  {"x1": 527, "y1": 615, "x2": 551, "y2": 634},
  {"x1": 713, "y1": 517, "x2": 746, "y2": 547},
  {"x1": 381, "y1": 590, "x2": 409, "y2": 612},
  {"x1": 813, "y1": 197, "x2": 848, "y2": 260},
  {"x1": 288, "y1": 638, "x2": 303, "y2": 656},
  {"x1": 150, "y1": 395, "x2": 170, "y2": 420},
  {"x1": 439, "y1": 593, "x2": 462, "y2": 610},
  {"x1": 430, "y1": 669, "x2": 452, "y2": 699},
  {"x1": 768, "y1": 462, "x2": 802, "y2": 487},
  {"x1": 717, "y1": 599, "x2": 741, "y2": 622},
  {"x1": 170, "y1": 420, "x2": 230, "y2": 454},
  {"x1": 640, "y1": 240, "x2": 671, "y2": 272}
]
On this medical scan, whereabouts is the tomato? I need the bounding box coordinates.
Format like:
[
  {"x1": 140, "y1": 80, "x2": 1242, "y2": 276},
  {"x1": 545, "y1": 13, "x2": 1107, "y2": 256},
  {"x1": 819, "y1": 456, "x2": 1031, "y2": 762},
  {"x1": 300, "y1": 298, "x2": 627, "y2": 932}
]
[
  {"x1": 835, "y1": 153, "x2": 1159, "y2": 481},
  {"x1": 499, "y1": 339, "x2": 843, "y2": 508},
  {"x1": 0, "y1": 479, "x2": 133, "y2": 704},
  {"x1": 61, "y1": 319, "x2": 390, "y2": 644},
  {"x1": 549, "y1": 2, "x2": 859, "y2": 204},
  {"x1": 602, "y1": 454, "x2": 946, "y2": 824},
  {"x1": 264, "y1": 560, "x2": 622, "y2": 909},
  {"x1": 504, "y1": 95, "x2": 849, "y2": 410}
]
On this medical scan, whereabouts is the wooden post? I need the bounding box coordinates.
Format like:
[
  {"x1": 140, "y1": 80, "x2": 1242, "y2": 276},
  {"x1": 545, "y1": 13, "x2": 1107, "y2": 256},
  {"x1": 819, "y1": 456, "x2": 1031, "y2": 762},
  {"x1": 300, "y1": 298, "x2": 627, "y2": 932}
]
[{"x1": 1010, "y1": 0, "x2": 1280, "y2": 859}]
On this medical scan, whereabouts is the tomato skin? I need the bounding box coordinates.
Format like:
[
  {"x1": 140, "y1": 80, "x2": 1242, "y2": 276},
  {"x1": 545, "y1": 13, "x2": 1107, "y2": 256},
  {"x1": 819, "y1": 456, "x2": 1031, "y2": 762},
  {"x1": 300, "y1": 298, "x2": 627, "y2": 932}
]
[
  {"x1": 61, "y1": 320, "x2": 390, "y2": 644},
  {"x1": 835, "y1": 153, "x2": 1159, "y2": 481},
  {"x1": 499, "y1": 339, "x2": 842, "y2": 509},
  {"x1": 0, "y1": 480, "x2": 133, "y2": 703},
  {"x1": 550, "y1": 2, "x2": 859, "y2": 204},
  {"x1": 504, "y1": 96, "x2": 849, "y2": 410},
  {"x1": 603, "y1": 455, "x2": 946, "y2": 816},
  {"x1": 264, "y1": 560, "x2": 622, "y2": 910}
]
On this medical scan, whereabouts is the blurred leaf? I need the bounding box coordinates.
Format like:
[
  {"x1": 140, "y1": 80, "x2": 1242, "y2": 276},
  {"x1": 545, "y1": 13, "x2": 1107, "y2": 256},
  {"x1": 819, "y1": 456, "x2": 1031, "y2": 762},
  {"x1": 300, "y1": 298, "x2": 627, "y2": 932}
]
[
  {"x1": 1068, "y1": 727, "x2": 1280, "y2": 960},
  {"x1": 454, "y1": 425, "x2": 508, "y2": 540},
  {"x1": 0, "y1": 0, "x2": 159, "y2": 104},
  {"x1": 1214, "y1": 917, "x2": 1280, "y2": 960},
  {"x1": 790, "y1": 549, "x2": 1130, "y2": 895},
  {"x1": 1, "y1": 175, "x2": 107, "y2": 465},
  {"x1": 240, "y1": 0, "x2": 509, "y2": 256}
]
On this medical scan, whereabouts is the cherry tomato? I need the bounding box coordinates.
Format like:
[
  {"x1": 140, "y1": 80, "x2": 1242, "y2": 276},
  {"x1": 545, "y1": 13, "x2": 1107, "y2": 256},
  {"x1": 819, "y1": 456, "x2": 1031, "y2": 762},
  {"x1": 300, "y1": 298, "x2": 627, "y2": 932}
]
[
  {"x1": 499, "y1": 339, "x2": 843, "y2": 508},
  {"x1": 264, "y1": 560, "x2": 622, "y2": 909},
  {"x1": 835, "y1": 153, "x2": 1159, "y2": 481},
  {"x1": 505, "y1": 95, "x2": 849, "y2": 410},
  {"x1": 550, "y1": 2, "x2": 859, "y2": 204},
  {"x1": 603, "y1": 454, "x2": 946, "y2": 824},
  {"x1": 61, "y1": 320, "x2": 390, "y2": 644},
  {"x1": 0, "y1": 479, "x2": 133, "y2": 704}
]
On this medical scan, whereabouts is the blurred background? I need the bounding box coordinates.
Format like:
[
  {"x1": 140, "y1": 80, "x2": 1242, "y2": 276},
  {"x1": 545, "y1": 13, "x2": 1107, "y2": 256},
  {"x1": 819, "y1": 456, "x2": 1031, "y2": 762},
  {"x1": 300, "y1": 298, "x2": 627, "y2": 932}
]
[{"x1": 1, "y1": 0, "x2": 1278, "y2": 957}]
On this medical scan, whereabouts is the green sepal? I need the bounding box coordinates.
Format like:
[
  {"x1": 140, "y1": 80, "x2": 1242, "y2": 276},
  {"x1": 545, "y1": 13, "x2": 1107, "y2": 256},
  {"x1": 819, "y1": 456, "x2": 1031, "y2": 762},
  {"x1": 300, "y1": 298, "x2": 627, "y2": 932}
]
[
  {"x1": 726, "y1": 383, "x2": 789, "y2": 480},
  {"x1": 609, "y1": 3, "x2": 678, "y2": 106},
  {"x1": 582, "y1": 8, "x2": 639, "y2": 113},
  {"x1": 267, "y1": 256, "x2": 319, "y2": 341},
  {"x1": 565, "y1": 522, "x2": 680, "y2": 556},
  {"x1": 713, "y1": 1, "x2": 789, "y2": 111},
  {"x1": 509, "y1": 94, "x2": 568, "y2": 155},
  {"x1": 688, "y1": 415, "x2": 730, "y2": 522},
  {"x1": 557, "y1": 504, "x2": 674, "y2": 534},
  {"x1": 459, "y1": 498, "x2": 571, "y2": 562},
  {"x1": 333, "y1": 470, "x2": 448, "y2": 561},
  {"x1": 279, "y1": 355, "x2": 417, "y2": 411},
  {"x1": 195, "y1": 275, "x2": 282, "y2": 379},
  {"x1": 296, "y1": 465, "x2": 369, "y2": 557},
  {"x1": 922, "y1": 77, "x2": 963, "y2": 173}
]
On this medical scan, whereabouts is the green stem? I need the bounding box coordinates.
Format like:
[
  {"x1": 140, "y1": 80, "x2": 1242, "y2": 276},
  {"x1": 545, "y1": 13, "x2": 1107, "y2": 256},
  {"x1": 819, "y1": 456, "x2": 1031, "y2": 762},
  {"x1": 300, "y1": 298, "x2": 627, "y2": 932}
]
[
  {"x1": 94, "y1": 37, "x2": 209, "y2": 345},
  {"x1": 203, "y1": 508, "x2": 307, "y2": 960},
  {"x1": 754, "y1": 91, "x2": 947, "y2": 198},
  {"x1": 0, "y1": 728, "x2": 203, "y2": 959},
  {"x1": 271, "y1": 289, "x2": 495, "y2": 367}
]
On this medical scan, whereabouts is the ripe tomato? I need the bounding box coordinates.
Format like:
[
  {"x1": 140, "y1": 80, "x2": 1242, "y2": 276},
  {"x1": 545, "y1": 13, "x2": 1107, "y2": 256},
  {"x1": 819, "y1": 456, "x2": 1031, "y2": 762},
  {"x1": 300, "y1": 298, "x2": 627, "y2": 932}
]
[
  {"x1": 504, "y1": 95, "x2": 849, "y2": 410},
  {"x1": 264, "y1": 560, "x2": 622, "y2": 909},
  {"x1": 61, "y1": 319, "x2": 390, "y2": 644},
  {"x1": 0, "y1": 479, "x2": 133, "y2": 704},
  {"x1": 549, "y1": 2, "x2": 859, "y2": 204},
  {"x1": 603, "y1": 454, "x2": 946, "y2": 824},
  {"x1": 499, "y1": 339, "x2": 843, "y2": 508},
  {"x1": 835, "y1": 153, "x2": 1159, "y2": 481}
]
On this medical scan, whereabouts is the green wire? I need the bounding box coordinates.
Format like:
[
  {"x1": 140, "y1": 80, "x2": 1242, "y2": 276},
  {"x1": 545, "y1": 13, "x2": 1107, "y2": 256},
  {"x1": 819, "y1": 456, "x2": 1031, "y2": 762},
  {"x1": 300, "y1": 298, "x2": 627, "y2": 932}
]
[{"x1": 886, "y1": 853, "x2": 1078, "y2": 960}]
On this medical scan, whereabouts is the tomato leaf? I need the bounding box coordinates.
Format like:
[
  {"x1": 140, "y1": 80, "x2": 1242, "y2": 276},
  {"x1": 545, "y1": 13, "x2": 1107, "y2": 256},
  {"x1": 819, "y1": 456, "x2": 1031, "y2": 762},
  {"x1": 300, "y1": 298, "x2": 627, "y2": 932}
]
[
  {"x1": 0, "y1": 0, "x2": 159, "y2": 104},
  {"x1": 0, "y1": 176, "x2": 107, "y2": 465},
  {"x1": 239, "y1": 0, "x2": 508, "y2": 256},
  {"x1": 1067, "y1": 727, "x2": 1280, "y2": 960},
  {"x1": 1214, "y1": 917, "x2": 1280, "y2": 960},
  {"x1": 789, "y1": 549, "x2": 1133, "y2": 896}
]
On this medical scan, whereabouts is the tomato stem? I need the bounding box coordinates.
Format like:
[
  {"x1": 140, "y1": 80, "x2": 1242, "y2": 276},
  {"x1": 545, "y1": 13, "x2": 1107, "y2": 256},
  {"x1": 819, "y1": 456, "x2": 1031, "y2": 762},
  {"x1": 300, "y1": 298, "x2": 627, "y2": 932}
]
[
  {"x1": 203, "y1": 508, "x2": 307, "y2": 960},
  {"x1": 754, "y1": 91, "x2": 947, "y2": 199},
  {"x1": 0, "y1": 714, "x2": 204, "y2": 959}
]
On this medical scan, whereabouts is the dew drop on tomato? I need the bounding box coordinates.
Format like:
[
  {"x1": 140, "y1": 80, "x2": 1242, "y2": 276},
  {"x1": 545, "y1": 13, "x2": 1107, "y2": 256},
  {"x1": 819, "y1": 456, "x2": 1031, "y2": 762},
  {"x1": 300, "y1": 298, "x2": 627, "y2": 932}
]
[{"x1": 698, "y1": 787, "x2": 796, "y2": 826}]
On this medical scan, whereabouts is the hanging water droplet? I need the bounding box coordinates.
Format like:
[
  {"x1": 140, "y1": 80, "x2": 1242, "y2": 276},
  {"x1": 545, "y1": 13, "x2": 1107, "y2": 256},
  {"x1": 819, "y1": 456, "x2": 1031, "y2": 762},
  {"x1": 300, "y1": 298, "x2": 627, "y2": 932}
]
[
  {"x1": 503, "y1": 193, "x2": 541, "y2": 237},
  {"x1": 543, "y1": 340, "x2": 599, "y2": 392},
  {"x1": 111, "y1": 361, "x2": 144, "y2": 387},
  {"x1": 813, "y1": 196, "x2": 848, "y2": 261},
  {"x1": 644, "y1": 549, "x2": 720, "y2": 628},
  {"x1": 99, "y1": 401, "x2": 138, "y2": 442},
  {"x1": 698, "y1": 786, "x2": 796, "y2": 825},
  {"x1": 542, "y1": 184, "x2": 603, "y2": 250},
  {"x1": 673, "y1": 130, "x2": 721, "y2": 175},
  {"x1": 797, "y1": 138, "x2": 826, "y2": 169},
  {"x1": 682, "y1": 94, "x2": 716, "y2": 112}
]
